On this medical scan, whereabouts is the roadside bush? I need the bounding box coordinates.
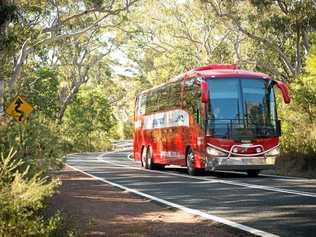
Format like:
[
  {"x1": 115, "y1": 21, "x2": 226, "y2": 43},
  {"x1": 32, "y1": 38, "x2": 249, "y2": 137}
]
[
  {"x1": 0, "y1": 149, "x2": 61, "y2": 237},
  {"x1": 277, "y1": 47, "x2": 316, "y2": 177},
  {"x1": 63, "y1": 86, "x2": 117, "y2": 152},
  {"x1": 280, "y1": 48, "x2": 316, "y2": 155},
  {"x1": 0, "y1": 118, "x2": 66, "y2": 176}
]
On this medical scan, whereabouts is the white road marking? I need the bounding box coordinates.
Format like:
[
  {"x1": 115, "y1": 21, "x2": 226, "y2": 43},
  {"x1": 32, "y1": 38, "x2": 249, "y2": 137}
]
[
  {"x1": 66, "y1": 163, "x2": 278, "y2": 237},
  {"x1": 213, "y1": 170, "x2": 292, "y2": 179},
  {"x1": 94, "y1": 154, "x2": 316, "y2": 198},
  {"x1": 120, "y1": 150, "x2": 307, "y2": 180},
  {"x1": 108, "y1": 141, "x2": 310, "y2": 181},
  {"x1": 260, "y1": 173, "x2": 316, "y2": 180},
  {"x1": 127, "y1": 153, "x2": 134, "y2": 161},
  {"x1": 217, "y1": 170, "x2": 311, "y2": 180}
]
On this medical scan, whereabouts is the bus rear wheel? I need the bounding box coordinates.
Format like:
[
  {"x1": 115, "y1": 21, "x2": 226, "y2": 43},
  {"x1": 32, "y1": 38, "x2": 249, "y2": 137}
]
[
  {"x1": 142, "y1": 147, "x2": 155, "y2": 170},
  {"x1": 186, "y1": 148, "x2": 202, "y2": 176},
  {"x1": 247, "y1": 170, "x2": 260, "y2": 177},
  {"x1": 141, "y1": 147, "x2": 147, "y2": 168}
]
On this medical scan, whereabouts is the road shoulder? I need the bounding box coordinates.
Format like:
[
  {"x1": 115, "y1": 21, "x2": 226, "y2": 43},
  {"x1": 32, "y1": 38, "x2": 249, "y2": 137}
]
[{"x1": 48, "y1": 165, "x2": 253, "y2": 237}]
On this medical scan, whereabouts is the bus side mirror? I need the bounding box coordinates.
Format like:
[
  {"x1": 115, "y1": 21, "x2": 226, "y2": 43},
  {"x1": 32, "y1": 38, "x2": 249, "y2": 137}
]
[
  {"x1": 274, "y1": 80, "x2": 290, "y2": 104},
  {"x1": 201, "y1": 80, "x2": 208, "y2": 103},
  {"x1": 276, "y1": 120, "x2": 282, "y2": 136}
]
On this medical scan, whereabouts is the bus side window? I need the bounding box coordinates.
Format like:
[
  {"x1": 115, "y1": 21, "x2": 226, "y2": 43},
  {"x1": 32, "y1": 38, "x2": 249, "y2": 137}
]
[
  {"x1": 135, "y1": 97, "x2": 139, "y2": 116},
  {"x1": 157, "y1": 88, "x2": 169, "y2": 111},
  {"x1": 168, "y1": 82, "x2": 181, "y2": 110},
  {"x1": 138, "y1": 94, "x2": 147, "y2": 115},
  {"x1": 184, "y1": 79, "x2": 197, "y2": 113},
  {"x1": 146, "y1": 91, "x2": 159, "y2": 114},
  {"x1": 184, "y1": 78, "x2": 201, "y2": 123}
]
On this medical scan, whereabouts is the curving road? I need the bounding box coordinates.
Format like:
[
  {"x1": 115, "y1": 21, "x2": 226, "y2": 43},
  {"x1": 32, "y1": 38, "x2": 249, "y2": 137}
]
[{"x1": 67, "y1": 141, "x2": 316, "y2": 237}]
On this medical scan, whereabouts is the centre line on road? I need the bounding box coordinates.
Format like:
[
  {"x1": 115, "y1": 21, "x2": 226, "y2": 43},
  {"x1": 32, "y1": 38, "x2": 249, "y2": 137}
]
[
  {"x1": 95, "y1": 153, "x2": 316, "y2": 198},
  {"x1": 66, "y1": 163, "x2": 278, "y2": 237}
]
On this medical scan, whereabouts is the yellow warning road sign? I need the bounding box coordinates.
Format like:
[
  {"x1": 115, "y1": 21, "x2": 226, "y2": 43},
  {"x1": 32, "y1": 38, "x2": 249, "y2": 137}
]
[{"x1": 5, "y1": 96, "x2": 33, "y2": 122}]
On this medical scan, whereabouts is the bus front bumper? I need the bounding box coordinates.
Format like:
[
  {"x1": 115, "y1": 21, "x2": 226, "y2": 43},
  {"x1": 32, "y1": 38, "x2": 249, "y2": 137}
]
[{"x1": 205, "y1": 156, "x2": 277, "y2": 171}]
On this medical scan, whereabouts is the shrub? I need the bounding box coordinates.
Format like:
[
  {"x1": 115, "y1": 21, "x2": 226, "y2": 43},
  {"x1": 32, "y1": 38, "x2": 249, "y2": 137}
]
[
  {"x1": 0, "y1": 149, "x2": 61, "y2": 237},
  {"x1": 279, "y1": 48, "x2": 316, "y2": 155}
]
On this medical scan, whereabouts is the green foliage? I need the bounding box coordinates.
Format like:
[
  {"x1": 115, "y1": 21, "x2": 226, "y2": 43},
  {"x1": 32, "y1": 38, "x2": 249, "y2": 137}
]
[
  {"x1": 22, "y1": 66, "x2": 60, "y2": 119},
  {"x1": 280, "y1": 47, "x2": 316, "y2": 155},
  {"x1": 0, "y1": 148, "x2": 21, "y2": 186},
  {"x1": 84, "y1": 0, "x2": 104, "y2": 8},
  {"x1": 0, "y1": 2, "x2": 316, "y2": 231},
  {"x1": 0, "y1": 149, "x2": 61, "y2": 237},
  {"x1": 0, "y1": 4, "x2": 18, "y2": 51},
  {"x1": 1, "y1": 118, "x2": 66, "y2": 175},
  {"x1": 115, "y1": 121, "x2": 134, "y2": 140},
  {"x1": 0, "y1": 4, "x2": 17, "y2": 25},
  {"x1": 0, "y1": 0, "x2": 135, "y2": 235},
  {"x1": 122, "y1": 121, "x2": 133, "y2": 139},
  {"x1": 63, "y1": 85, "x2": 117, "y2": 151}
]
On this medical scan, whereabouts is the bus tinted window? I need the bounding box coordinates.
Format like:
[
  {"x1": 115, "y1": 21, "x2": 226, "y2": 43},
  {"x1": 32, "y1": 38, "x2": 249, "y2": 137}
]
[
  {"x1": 146, "y1": 92, "x2": 158, "y2": 114},
  {"x1": 142, "y1": 82, "x2": 181, "y2": 115},
  {"x1": 168, "y1": 82, "x2": 181, "y2": 109},
  {"x1": 184, "y1": 79, "x2": 200, "y2": 114},
  {"x1": 137, "y1": 94, "x2": 146, "y2": 115},
  {"x1": 157, "y1": 88, "x2": 169, "y2": 111}
]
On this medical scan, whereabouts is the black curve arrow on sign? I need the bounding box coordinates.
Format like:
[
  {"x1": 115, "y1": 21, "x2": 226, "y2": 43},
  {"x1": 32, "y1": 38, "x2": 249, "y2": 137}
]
[{"x1": 15, "y1": 98, "x2": 23, "y2": 121}]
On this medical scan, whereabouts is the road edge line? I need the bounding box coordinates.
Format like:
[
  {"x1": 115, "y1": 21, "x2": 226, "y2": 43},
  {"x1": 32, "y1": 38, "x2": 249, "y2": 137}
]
[
  {"x1": 65, "y1": 163, "x2": 278, "y2": 237},
  {"x1": 94, "y1": 155, "x2": 316, "y2": 198}
]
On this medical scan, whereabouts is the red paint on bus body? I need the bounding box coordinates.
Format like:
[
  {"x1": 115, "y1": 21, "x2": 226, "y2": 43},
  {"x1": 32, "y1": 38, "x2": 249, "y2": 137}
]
[{"x1": 134, "y1": 64, "x2": 290, "y2": 174}]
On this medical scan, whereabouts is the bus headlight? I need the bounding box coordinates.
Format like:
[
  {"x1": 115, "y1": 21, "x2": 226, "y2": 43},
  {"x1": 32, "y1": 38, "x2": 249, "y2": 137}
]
[
  {"x1": 206, "y1": 146, "x2": 227, "y2": 157},
  {"x1": 266, "y1": 147, "x2": 280, "y2": 156}
]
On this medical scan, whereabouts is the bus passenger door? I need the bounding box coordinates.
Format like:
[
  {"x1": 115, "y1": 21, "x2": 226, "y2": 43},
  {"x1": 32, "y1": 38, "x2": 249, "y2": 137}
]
[
  {"x1": 166, "y1": 82, "x2": 185, "y2": 166},
  {"x1": 154, "y1": 88, "x2": 168, "y2": 164},
  {"x1": 183, "y1": 78, "x2": 205, "y2": 168},
  {"x1": 133, "y1": 97, "x2": 139, "y2": 160},
  {"x1": 134, "y1": 94, "x2": 146, "y2": 161}
]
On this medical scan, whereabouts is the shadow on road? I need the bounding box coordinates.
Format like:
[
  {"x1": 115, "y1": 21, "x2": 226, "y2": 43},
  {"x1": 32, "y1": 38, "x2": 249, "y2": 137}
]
[
  {"x1": 162, "y1": 167, "x2": 268, "y2": 179},
  {"x1": 47, "y1": 167, "x2": 252, "y2": 237}
]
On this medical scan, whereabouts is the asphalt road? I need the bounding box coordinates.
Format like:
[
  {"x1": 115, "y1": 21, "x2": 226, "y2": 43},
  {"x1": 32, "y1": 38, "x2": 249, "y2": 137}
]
[{"x1": 67, "y1": 142, "x2": 316, "y2": 237}]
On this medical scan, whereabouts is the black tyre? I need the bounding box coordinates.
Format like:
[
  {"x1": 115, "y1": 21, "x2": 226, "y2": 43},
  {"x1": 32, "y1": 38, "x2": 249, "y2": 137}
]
[
  {"x1": 146, "y1": 147, "x2": 154, "y2": 170},
  {"x1": 141, "y1": 147, "x2": 147, "y2": 168},
  {"x1": 186, "y1": 148, "x2": 201, "y2": 176},
  {"x1": 247, "y1": 170, "x2": 260, "y2": 177}
]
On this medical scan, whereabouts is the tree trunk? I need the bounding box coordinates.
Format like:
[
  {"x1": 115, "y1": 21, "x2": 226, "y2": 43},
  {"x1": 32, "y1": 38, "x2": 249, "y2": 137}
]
[
  {"x1": 0, "y1": 0, "x2": 9, "y2": 116},
  {"x1": 0, "y1": 65, "x2": 4, "y2": 116},
  {"x1": 58, "y1": 80, "x2": 84, "y2": 122}
]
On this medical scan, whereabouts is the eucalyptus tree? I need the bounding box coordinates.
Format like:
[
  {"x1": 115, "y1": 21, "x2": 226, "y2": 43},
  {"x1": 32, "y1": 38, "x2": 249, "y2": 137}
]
[
  {"x1": 0, "y1": 0, "x2": 138, "y2": 116},
  {"x1": 116, "y1": 0, "x2": 261, "y2": 85},
  {"x1": 63, "y1": 85, "x2": 117, "y2": 151},
  {"x1": 56, "y1": 30, "x2": 115, "y2": 121},
  {"x1": 0, "y1": 0, "x2": 17, "y2": 115},
  {"x1": 202, "y1": 0, "x2": 316, "y2": 81},
  {"x1": 117, "y1": 0, "x2": 315, "y2": 85}
]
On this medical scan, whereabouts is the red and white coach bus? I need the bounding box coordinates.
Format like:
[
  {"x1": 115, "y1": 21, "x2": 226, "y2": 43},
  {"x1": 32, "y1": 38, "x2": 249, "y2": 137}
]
[{"x1": 133, "y1": 64, "x2": 290, "y2": 176}]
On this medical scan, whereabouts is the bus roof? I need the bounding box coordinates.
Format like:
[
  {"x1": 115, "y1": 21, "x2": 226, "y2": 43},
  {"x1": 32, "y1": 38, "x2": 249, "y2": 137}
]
[
  {"x1": 139, "y1": 64, "x2": 272, "y2": 95},
  {"x1": 196, "y1": 69, "x2": 272, "y2": 80},
  {"x1": 190, "y1": 64, "x2": 272, "y2": 80}
]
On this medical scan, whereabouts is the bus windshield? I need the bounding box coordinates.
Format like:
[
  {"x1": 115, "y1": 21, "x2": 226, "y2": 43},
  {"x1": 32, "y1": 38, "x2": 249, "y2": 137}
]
[{"x1": 206, "y1": 78, "x2": 277, "y2": 139}]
